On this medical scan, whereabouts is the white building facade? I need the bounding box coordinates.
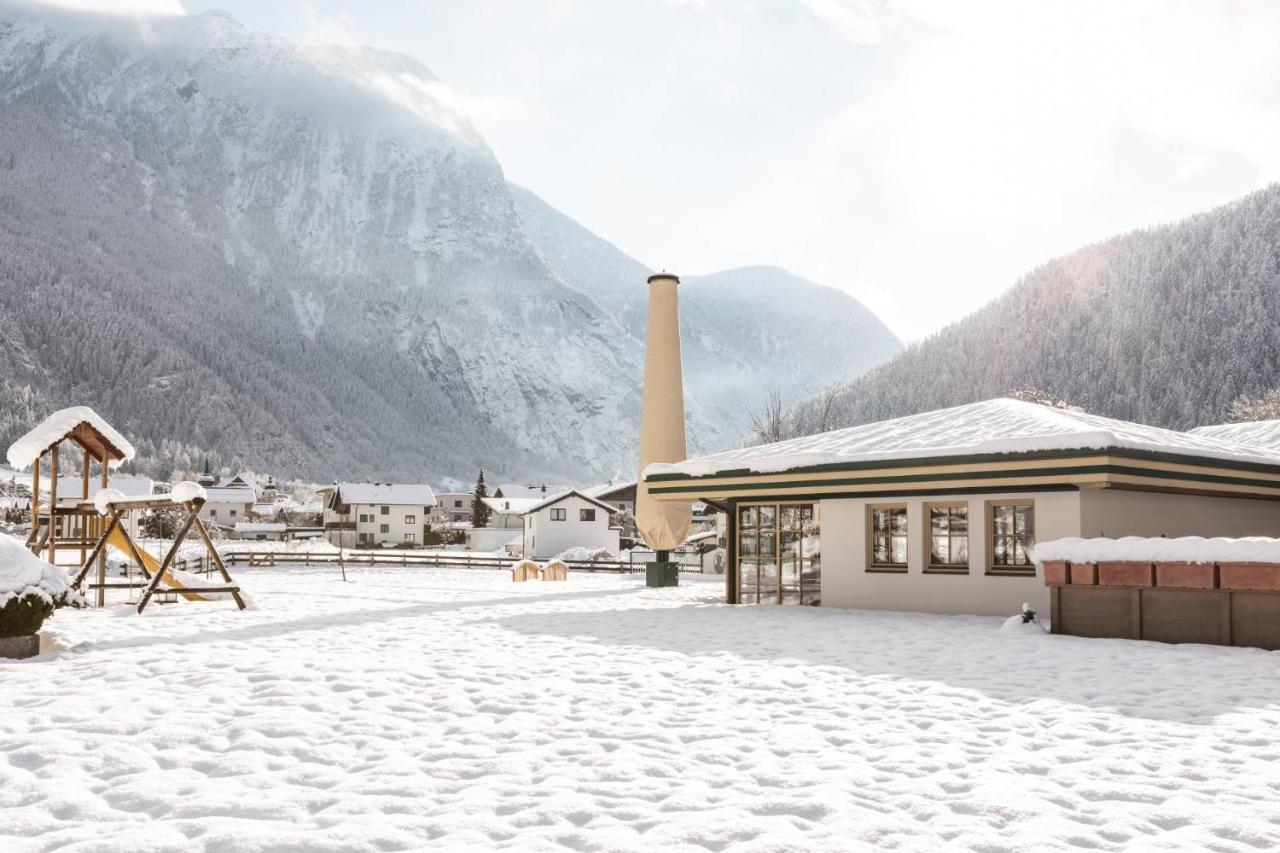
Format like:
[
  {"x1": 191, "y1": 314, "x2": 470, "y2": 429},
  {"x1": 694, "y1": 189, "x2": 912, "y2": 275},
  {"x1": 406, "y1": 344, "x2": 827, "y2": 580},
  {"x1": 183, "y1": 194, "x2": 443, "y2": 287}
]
[
  {"x1": 522, "y1": 491, "x2": 620, "y2": 559},
  {"x1": 324, "y1": 483, "x2": 437, "y2": 547}
]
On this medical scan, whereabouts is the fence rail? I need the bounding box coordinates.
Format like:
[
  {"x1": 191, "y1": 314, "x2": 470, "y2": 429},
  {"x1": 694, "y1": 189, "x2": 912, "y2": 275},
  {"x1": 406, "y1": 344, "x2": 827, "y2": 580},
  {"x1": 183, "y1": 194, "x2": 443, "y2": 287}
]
[{"x1": 221, "y1": 550, "x2": 710, "y2": 574}]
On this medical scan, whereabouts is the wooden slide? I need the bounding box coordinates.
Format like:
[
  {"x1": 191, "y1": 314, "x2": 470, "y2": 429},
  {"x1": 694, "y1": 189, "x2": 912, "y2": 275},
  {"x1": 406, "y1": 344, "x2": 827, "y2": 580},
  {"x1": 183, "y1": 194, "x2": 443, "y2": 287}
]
[{"x1": 104, "y1": 524, "x2": 208, "y2": 602}]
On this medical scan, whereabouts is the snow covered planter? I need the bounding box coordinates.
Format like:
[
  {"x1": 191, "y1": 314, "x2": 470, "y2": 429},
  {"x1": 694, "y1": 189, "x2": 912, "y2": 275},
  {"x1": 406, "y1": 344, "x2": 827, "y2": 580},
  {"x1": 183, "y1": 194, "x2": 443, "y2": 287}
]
[
  {"x1": 1035, "y1": 536, "x2": 1280, "y2": 650},
  {"x1": 0, "y1": 534, "x2": 79, "y2": 659}
]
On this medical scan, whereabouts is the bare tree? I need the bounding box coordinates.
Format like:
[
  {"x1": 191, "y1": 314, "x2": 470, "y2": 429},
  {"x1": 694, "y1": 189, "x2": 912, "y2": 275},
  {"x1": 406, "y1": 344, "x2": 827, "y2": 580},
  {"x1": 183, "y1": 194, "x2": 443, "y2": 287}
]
[
  {"x1": 1008, "y1": 384, "x2": 1082, "y2": 411},
  {"x1": 1228, "y1": 388, "x2": 1280, "y2": 422},
  {"x1": 749, "y1": 389, "x2": 789, "y2": 445}
]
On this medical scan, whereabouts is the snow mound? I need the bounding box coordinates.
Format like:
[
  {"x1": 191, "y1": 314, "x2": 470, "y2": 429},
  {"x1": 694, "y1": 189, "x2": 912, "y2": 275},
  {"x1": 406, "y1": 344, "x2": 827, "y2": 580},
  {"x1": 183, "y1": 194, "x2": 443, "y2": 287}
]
[
  {"x1": 93, "y1": 489, "x2": 126, "y2": 516},
  {"x1": 0, "y1": 533, "x2": 72, "y2": 608},
  {"x1": 1000, "y1": 613, "x2": 1048, "y2": 635},
  {"x1": 6, "y1": 406, "x2": 135, "y2": 470},
  {"x1": 1034, "y1": 536, "x2": 1280, "y2": 565},
  {"x1": 555, "y1": 546, "x2": 616, "y2": 562},
  {"x1": 171, "y1": 482, "x2": 208, "y2": 504}
]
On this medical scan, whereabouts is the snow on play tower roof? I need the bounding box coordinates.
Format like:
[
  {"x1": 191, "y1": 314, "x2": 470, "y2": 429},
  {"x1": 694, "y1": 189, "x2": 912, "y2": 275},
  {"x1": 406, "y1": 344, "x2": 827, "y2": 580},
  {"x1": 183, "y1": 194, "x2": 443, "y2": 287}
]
[
  {"x1": 6, "y1": 406, "x2": 136, "y2": 470},
  {"x1": 645, "y1": 398, "x2": 1280, "y2": 478}
]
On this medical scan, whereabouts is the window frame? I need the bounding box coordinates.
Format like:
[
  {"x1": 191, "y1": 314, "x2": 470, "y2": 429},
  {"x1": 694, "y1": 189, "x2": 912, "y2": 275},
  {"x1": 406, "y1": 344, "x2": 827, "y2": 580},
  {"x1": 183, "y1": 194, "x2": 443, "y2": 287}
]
[
  {"x1": 550, "y1": 507, "x2": 566, "y2": 521},
  {"x1": 579, "y1": 508, "x2": 596, "y2": 522},
  {"x1": 985, "y1": 499, "x2": 1036, "y2": 576},
  {"x1": 923, "y1": 501, "x2": 970, "y2": 574},
  {"x1": 404, "y1": 514, "x2": 415, "y2": 525},
  {"x1": 380, "y1": 523, "x2": 390, "y2": 534},
  {"x1": 865, "y1": 503, "x2": 909, "y2": 573}
]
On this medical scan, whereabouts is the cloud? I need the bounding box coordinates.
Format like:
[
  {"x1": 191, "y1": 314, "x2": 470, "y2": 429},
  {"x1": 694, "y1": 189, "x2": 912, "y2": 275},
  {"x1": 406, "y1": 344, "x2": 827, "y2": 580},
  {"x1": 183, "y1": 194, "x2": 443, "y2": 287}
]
[{"x1": 25, "y1": 0, "x2": 183, "y2": 13}]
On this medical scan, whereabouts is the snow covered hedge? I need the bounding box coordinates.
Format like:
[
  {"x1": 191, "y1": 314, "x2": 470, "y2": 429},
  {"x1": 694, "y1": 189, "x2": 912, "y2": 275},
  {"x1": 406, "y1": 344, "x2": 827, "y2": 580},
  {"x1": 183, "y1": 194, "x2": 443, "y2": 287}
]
[
  {"x1": 555, "y1": 546, "x2": 616, "y2": 562},
  {"x1": 0, "y1": 534, "x2": 79, "y2": 638},
  {"x1": 1033, "y1": 536, "x2": 1280, "y2": 566}
]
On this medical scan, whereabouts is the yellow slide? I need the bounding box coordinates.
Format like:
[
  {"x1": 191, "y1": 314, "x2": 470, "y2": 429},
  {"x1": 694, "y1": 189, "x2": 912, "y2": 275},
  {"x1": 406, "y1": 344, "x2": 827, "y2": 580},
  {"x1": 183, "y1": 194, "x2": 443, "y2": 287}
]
[{"x1": 104, "y1": 525, "x2": 208, "y2": 602}]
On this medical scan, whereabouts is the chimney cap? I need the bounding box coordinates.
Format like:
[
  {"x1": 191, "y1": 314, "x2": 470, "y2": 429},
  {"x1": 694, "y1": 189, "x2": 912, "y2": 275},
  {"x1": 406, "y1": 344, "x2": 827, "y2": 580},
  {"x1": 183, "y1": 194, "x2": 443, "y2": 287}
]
[{"x1": 647, "y1": 273, "x2": 680, "y2": 285}]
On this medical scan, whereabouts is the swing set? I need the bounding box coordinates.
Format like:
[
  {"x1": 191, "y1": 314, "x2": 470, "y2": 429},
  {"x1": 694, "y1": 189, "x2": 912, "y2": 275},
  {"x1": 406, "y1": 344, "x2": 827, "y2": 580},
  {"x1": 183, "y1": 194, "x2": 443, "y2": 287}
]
[{"x1": 7, "y1": 406, "x2": 245, "y2": 614}]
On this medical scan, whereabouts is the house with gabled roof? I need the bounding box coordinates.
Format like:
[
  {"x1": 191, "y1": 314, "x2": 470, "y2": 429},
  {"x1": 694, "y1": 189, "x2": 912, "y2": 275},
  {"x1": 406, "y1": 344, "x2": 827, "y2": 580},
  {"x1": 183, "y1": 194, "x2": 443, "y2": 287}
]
[
  {"x1": 324, "y1": 482, "x2": 437, "y2": 547},
  {"x1": 641, "y1": 398, "x2": 1280, "y2": 616},
  {"x1": 521, "y1": 490, "x2": 620, "y2": 559}
]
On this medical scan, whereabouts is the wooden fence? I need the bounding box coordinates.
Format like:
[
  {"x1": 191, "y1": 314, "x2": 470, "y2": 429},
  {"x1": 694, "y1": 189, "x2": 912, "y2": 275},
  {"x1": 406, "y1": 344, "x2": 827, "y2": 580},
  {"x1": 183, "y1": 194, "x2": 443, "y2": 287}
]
[{"x1": 221, "y1": 550, "x2": 709, "y2": 574}]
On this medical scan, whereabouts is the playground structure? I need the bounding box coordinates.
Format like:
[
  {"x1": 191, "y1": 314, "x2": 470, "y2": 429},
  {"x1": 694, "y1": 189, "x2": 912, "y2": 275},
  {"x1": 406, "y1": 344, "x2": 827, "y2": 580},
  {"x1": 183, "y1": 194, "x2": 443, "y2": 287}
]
[{"x1": 6, "y1": 406, "x2": 245, "y2": 613}]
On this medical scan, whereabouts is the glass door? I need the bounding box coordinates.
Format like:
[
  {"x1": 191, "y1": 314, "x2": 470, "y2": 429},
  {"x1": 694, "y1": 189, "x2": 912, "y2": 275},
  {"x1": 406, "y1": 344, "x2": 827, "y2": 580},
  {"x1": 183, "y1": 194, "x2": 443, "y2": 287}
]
[{"x1": 737, "y1": 502, "x2": 820, "y2": 606}]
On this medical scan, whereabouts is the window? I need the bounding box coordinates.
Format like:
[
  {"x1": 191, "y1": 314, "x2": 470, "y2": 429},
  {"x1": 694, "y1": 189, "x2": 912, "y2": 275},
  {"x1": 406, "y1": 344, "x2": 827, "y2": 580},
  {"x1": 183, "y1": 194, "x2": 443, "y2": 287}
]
[
  {"x1": 580, "y1": 508, "x2": 596, "y2": 522},
  {"x1": 926, "y1": 503, "x2": 969, "y2": 572},
  {"x1": 229, "y1": 509, "x2": 237, "y2": 517},
  {"x1": 210, "y1": 509, "x2": 217, "y2": 518},
  {"x1": 868, "y1": 505, "x2": 908, "y2": 570},
  {"x1": 358, "y1": 532, "x2": 370, "y2": 543},
  {"x1": 989, "y1": 502, "x2": 1035, "y2": 573},
  {"x1": 550, "y1": 508, "x2": 566, "y2": 521},
  {"x1": 454, "y1": 500, "x2": 462, "y2": 508},
  {"x1": 737, "y1": 503, "x2": 820, "y2": 605},
  {"x1": 380, "y1": 524, "x2": 389, "y2": 534},
  {"x1": 381, "y1": 505, "x2": 389, "y2": 515},
  {"x1": 405, "y1": 515, "x2": 415, "y2": 525},
  {"x1": 404, "y1": 533, "x2": 415, "y2": 543}
]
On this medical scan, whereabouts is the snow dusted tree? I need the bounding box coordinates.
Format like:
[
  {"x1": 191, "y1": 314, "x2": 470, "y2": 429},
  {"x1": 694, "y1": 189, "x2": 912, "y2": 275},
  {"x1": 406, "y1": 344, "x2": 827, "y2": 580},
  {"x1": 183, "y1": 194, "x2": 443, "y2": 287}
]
[
  {"x1": 1008, "y1": 385, "x2": 1083, "y2": 411},
  {"x1": 471, "y1": 470, "x2": 491, "y2": 528},
  {"x1": 1228, "y1": 389, "x2": 1280, "y2": 422}
]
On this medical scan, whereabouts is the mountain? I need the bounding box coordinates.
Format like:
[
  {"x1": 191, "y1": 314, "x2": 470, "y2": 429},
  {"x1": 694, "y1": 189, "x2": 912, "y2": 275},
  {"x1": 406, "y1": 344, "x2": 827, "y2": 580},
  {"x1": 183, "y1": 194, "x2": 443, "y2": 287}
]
[
  {"x1": 794, "y1": 185, "x2": 1280, "y2": 433},
  {"x1": 508, "y1": 185, "x2": 902, "y2": 449},
  {"x1": 0, "y1": 3, "x2": 898, "y2": 481}
]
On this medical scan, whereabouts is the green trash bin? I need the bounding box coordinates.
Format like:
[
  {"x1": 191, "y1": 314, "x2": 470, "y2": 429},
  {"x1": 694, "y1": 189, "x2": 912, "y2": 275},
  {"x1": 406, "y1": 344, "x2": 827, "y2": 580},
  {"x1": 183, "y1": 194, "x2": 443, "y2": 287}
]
[{"x1": 646, "y1": 560, "x2": 680, "y2": 588}]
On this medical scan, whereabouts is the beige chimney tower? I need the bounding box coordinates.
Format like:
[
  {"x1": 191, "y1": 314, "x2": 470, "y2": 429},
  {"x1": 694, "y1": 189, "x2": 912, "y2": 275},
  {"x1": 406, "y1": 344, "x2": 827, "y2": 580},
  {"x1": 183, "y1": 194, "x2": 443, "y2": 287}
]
[{"x1": 636, "y1": 273, "x2": 692, "y2": 584}]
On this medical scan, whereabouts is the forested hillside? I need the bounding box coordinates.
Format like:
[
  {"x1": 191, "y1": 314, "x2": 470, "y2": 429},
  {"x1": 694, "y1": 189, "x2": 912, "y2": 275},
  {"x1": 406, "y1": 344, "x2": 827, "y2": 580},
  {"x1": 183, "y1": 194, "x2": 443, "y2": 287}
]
[{"x1": 795, "y1": 185, "x2": 1280, "y2": 433}]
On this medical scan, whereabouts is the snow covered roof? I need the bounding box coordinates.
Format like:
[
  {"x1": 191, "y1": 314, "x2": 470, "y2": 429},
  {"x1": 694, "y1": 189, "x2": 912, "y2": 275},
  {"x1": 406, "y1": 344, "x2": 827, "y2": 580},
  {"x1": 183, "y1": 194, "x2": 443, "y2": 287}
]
[
  {"x1": 646, "y1": 398, "x2": 1280, "y2": 479},
  {"x1": 583, "y1": 480, "x2": 636, "y2": 500},
  {"x1": 6, "y1": 406, "x2": 136, "y2": 470},
  {"x1": 482, "y1": 496, "x2": 541, "y2": 515},
  {"x1": 205, "y1": 483, "x2": 258, "y2": 504},
  {"x1": 1035, "y1": 536, "x2": 1280, "y2": 565},
  {"x1": 493, "y1": 484, "x2": 567, "y2": 499},
  {"x1": 234, "y1": 522, "x2": 287, "y2": 533},
  {"x1": 333, "y1": 482, "x2": 437, "y2": 507},
  {"x1": 1190, "y1": 420, "x2": 1280, "y2": 452},
  {"x1": 520, "y1": 489, "x2": 620, "y2": 516},
  {"x1": 54, "y1": 476, "x2": 152, "y2": 498}
]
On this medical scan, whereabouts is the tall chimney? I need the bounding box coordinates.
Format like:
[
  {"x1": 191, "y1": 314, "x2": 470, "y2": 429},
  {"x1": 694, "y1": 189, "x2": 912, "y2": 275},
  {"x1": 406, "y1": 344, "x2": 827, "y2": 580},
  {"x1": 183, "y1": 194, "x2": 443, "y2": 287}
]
[{"x1": 636, "y1": 273, "x2": 692, "y2": 574}]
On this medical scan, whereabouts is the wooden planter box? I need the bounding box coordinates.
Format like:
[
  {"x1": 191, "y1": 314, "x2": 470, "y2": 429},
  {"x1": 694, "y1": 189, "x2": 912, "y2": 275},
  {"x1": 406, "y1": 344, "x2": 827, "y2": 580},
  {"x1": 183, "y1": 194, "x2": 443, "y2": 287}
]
[
  {"x1": 1155, "y1": 562, "x2": 1218, "y2": 590},
  {"x1": 0, "y1": 635, "x2": 39, "y2": 660},
  {"x1": 1069, "y1": 562, "x2": 1098, "y2": 585},
  {"x1": 1042, "y1": 560, "x2": 1070, "y2": 585},
  {"x1": 1219, "y1": 563, "x2": 1280, "y2": 591},
  {"x1": 1098, "y1": 561, "x2": 1155, "y2": 587}
]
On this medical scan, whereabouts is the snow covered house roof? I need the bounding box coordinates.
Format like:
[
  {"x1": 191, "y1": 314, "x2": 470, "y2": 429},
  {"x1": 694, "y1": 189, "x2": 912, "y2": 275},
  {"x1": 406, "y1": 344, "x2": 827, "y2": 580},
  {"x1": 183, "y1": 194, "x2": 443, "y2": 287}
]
[
  {"x1": 1190, "y1": 420, "x2": 1280, "y2": 452},
  {"x1": 204, "y1": 482, "x2": 258, "y2": 504},
  {"x1": 645, "y1": 398, "x2": 1280, "y2": 480},
  {"x1": 6, "y1": 406, "x2": 136, "y2": 470},
  {"x1": 521, "y1": 490, "x2": 620, "y2": 517},
  {"x1": 53, "y1": 477, "x2": 153, "y2": 503},
  {"x1": 492, "y1": 483, "x2": 569, "y2": 499},
  {"x1": 331, "y1": 483, "x2": 436, "y2": 508},
  {"x1": 482, "y1": 497, "x2": 541, "y2": 516},
  {"x1": 583, "y1": 480, "x2": 636, "y2": 501},
  {"x1": 234, "y1": 522, "x2": 287, "y2": 533}
]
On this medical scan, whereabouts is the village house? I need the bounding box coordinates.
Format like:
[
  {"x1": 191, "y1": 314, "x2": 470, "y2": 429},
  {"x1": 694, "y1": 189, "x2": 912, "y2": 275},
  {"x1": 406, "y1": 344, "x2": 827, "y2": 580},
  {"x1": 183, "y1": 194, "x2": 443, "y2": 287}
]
[
  {"x1": 323, "y1": 482, "x2": 437, "y2": 547},
  {"x1": 521, "y1": 490, "x2": 620, "y2": 559},
  {"x1": 432, "y1": 491, "x2": 473, "y2": 523},
  {"x1": 195, "y1": 474, "x2": 258, "y2": 530},
  {"x1": 641, "y1": 398, "x2": 1280, "y2": 617},
  {"x1": 232, "y1": 521, "x2": 288, "y2": 542}
]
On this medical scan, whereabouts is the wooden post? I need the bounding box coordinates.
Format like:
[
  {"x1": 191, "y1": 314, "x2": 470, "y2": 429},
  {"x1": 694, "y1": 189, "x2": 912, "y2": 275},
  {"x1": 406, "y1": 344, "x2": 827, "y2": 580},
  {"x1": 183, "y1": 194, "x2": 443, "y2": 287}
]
[
  {"x1": 137, "y1": 503, "x2": 200, "y2": 614},
  {"x1": 98, "y1": 458, "x2": 108, "y2": 608},
  {"x1": 26, "y1": 453, "x2": 41, "y2": 548},
  {"x1": 48, "y1": 442, "x2": 59, "y2": 566},
  {"x1": 80, "y1": 451, "x2": 90, "y2": 574},
  {"x1": 70, "y1": 513, "x2": 121, "y2": 591}
]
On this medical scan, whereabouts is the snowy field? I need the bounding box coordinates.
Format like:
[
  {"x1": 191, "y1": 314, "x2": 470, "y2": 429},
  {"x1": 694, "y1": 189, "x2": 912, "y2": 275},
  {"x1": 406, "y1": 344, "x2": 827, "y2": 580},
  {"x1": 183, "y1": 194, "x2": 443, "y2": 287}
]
[{"x1": 3, "y1": 567, "x2": 1280, "y2": 851}]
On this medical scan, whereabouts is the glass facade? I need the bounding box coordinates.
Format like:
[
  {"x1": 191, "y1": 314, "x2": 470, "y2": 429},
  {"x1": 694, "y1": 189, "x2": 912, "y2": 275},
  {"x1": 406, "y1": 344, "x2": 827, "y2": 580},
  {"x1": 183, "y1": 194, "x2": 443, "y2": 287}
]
[{"x1": 738, "y1": 503, "x2": 820, "y2": 605}]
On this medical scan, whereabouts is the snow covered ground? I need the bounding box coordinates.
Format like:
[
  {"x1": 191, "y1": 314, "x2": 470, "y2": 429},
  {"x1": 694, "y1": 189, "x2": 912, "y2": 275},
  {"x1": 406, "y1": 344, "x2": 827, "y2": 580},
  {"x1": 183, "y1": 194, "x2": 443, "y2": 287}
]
[{"x1": 3, "y1": 567, "x2": 1279, "y2": 851}]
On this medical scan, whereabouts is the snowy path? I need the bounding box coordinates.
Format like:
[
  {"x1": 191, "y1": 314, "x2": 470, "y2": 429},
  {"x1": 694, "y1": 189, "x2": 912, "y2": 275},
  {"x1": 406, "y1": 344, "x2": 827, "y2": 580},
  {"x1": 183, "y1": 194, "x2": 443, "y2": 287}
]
[{"x1": 2, "y1": 567, "x2": 1279, "y2": 851}]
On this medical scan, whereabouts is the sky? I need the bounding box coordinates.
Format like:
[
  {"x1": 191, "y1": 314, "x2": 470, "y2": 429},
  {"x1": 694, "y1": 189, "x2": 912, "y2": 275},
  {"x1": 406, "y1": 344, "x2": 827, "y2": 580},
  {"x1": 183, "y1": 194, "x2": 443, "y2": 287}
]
[{"x1": 33, "y1": 0, "x2": 1280, "y2": 342}]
